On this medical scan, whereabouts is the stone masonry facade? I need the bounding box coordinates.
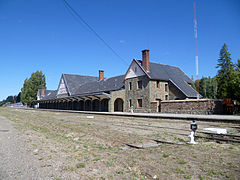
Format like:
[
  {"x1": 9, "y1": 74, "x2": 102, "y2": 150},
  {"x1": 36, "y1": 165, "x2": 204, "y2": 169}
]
[
  {"x1": 125, "y1": 76, "x2": 151, "y2": 113},
  {"x1": 109, "y1": 89, "x2": 125, "y2": 112},
  {"x1": 161, "y1": 99, "x2": 224, "y2": 115},
  {"x1": 125, "y1": 76, "x2": 175, "y2": 113}
]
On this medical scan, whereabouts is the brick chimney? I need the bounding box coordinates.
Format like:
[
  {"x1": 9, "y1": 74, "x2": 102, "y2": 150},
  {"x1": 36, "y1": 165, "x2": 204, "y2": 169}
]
[
  {"x1": 99, "y1": 70, "x2": 104, "y2": 80},
  {"x1": 142, "y1": 49, "x2": 150, "y2": 72},
  {"x1": 41, "y1": 87, "x2": 45, "y2": 97}
]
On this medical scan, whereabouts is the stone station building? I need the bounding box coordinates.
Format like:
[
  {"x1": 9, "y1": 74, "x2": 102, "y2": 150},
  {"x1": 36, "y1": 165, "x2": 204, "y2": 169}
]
[{"x1": 34, "y1": 50, "x2": 201, "y2": 113}]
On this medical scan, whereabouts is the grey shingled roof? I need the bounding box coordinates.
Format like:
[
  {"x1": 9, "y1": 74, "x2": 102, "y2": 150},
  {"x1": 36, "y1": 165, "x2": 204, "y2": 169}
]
[
  {"x1": 73, "y1": 75, "x2": 125, "y2": 95},
  {"x1": 136, "y1": 60, "x2": 200, "y2": 98},
  {"x1": 39, "y1": 90, "x2": 57, "y2": 100},
  {"x1": 62, "y1": 74, "x2": 99, "y2": 95}
]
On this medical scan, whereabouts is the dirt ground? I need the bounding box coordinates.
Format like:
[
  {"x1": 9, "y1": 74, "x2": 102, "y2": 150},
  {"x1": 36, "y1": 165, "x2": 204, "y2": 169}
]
[{"x1": 0, "y1": 108, "x2": 239, "y2": 180}]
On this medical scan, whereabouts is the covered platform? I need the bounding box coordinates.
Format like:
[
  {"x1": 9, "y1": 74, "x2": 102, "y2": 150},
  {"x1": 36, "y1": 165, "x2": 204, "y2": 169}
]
[{"x1": 33, "y1": 92, "x2": 111, "y2": 112}]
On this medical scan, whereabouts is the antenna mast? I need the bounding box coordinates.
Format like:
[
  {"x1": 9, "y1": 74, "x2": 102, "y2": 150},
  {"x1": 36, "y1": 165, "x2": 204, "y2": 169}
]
[{"x1": 193, "y1": 1, "x2": 199, "y2": 99}]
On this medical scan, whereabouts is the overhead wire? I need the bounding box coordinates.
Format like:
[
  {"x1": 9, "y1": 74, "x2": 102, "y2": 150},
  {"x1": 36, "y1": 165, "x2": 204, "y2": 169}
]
[{"x1": 61, "y1": 0, "x2": 128, "y2": 65}]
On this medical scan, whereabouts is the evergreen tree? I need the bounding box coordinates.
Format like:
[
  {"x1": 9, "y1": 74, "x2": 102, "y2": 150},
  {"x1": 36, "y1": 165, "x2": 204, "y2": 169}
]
[
  {"x1": 6, "y1": 96, "x2": 14, "y2": 103},
  {"x1": 0, "y1": 99, "x2": 6, "y2": 106},
  {"x1": 209, "y1": 77, "x2": 218, "y2": 99},
  {"x1": 16, "y1": 92, "x2": 21, "y2": 103},
  {"x1": 196, "y1": 76, "x2": 218, "y2": 99},
  {"x1": 216, "y1": 44, "x2": 235, "y2": 99},
  {"x1": 233, "y1": 59, "x2": 240, "y2": 101},
  {"x1": 199, "y1": 77, "x2": 207, "y2": 97},
  {"x1": 21, "y1": 71, "x2": 46, "y2": 105}
]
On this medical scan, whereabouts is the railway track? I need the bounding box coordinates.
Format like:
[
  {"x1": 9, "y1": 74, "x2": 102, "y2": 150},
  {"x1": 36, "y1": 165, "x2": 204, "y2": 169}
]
[
  {"x1": 107, "y1": 121, "x2": 240, "y2": 145},
  {"x1": 19, "y1": 107, "x2": 240, "y2": 144}
]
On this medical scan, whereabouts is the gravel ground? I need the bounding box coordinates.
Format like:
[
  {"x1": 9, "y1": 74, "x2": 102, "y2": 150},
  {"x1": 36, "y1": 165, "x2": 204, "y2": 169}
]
[
  {"x1": 0, "y1": 115, "x2": 52, "y2": 180},
  {"x1": 0, "y1": 108, "x2": 240, "y2": 179}
]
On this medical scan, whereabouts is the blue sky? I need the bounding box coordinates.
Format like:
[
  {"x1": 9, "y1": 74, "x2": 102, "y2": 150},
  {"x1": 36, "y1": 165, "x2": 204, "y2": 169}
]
[{"x1": 0, "y1": 0, "x2": 239, "y2": 101}]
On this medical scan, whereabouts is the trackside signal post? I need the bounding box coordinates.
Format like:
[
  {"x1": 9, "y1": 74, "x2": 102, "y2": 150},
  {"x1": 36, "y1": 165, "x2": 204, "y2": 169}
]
[{"x1": 189, "y1": 120, "x2": 198, "y2": 144}]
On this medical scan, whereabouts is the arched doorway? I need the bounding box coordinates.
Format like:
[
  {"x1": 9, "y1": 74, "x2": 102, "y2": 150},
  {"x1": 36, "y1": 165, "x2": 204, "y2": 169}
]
[
  {"x1": 78, "y1": 100, "x2": 84, "y2": 111},
  {"x1": 85, "y1": 100, "x2": 91, "y2": 111},
  {"x1": 73, "y1": 101, "x2": 78, "y2": 110},
  {"x1": 92, "y1": 99, "x2": 100, "y2": 111},
  {"x1": 114, "y1": 98, "x2": 124, "y2": 112},
  {"x1": 101, "y1": 99, "x2": 109, "y2": 112}
]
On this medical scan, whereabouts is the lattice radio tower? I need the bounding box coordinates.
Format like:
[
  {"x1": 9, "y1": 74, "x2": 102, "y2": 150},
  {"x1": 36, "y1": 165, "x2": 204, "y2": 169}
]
[{"x1": 193, "y1": 1, "x2": 199, "y2": 99}]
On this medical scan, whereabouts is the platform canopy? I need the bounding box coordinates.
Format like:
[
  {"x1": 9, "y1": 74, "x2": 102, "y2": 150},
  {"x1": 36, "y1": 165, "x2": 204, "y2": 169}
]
[{"x1": 33, "y1": 92, "x2": 110, "y2": 103}]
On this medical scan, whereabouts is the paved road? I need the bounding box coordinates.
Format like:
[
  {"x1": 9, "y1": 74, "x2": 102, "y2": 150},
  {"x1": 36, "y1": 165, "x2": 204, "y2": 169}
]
[{"x1": 0, "y1": 115, "x2": 48, "y2": 180}]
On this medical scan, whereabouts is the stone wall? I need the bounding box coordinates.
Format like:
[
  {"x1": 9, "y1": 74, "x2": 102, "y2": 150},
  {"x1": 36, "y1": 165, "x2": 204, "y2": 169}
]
[
  {"x1": 109, "y1": 89, "x2": 125, "y2": 112},
  {"x1": 149, "y1": 80, "x2": 168, "y2": 112},
  {"x1": 125, "y1": 76, "x2": 151, "y2": 113},
  {"x1": 161, "y1": 99, "x2": 224, "y2": 115},
  {"x1": 149, "y1": 80, "x2": 168, "y2": 101}
]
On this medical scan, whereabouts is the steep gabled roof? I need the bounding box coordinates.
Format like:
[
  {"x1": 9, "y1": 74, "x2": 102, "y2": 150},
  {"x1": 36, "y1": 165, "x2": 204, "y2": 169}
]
[
  {"x1": 62, "y1": 74, "x2": 99, "y2": 95},
  {"x1": 135, "y1": 60, "x2": 200, "y2": 98},
  {"x1": 74, "y1": 75, "x2": 125, "y2": 95}
]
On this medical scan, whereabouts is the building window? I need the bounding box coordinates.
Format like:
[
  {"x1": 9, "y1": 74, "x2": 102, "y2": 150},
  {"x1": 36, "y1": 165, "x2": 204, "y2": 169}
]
[
  {"x1": 165, "y1": 95, "x2": 168, "y2": 100},
  {"x1": 156, "y1": 80, "x2": 160, "y2": 88},
  {"x1": 137, "y1": 81, "x2": 143, "y2": 89},
  {"x1": 137, "y1": 99, "x2": 142, "y2": 107},
  {"x1": 165, "y1": 84, "x2": 168, "y2": 92},
  {"x1": 129, "y1": 82, "x2": 132, "y2": 90},
  {"x1": 129, "y1": 99, "x2": 132, "y2": 107}
]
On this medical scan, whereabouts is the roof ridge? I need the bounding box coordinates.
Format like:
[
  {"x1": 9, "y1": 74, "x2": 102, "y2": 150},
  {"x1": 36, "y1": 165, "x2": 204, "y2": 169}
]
[
  {"x1": 104, "y1": 74, "x2": 125, "y2": 80},
  {"x1": 63, "y1": 73, "x2": 98, "y2": 78},
  {"x1": 137, "y1": 59, "x2": 181, "y2": 69}
]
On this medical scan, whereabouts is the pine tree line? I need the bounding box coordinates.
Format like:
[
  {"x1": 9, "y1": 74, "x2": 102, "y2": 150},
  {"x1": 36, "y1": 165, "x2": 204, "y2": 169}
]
[{"x1": 194, "y1": 44, "x2": 240, "y2": 101}]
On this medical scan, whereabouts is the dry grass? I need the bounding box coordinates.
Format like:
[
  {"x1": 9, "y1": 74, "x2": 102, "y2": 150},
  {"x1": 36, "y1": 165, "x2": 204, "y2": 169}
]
[{"x1": 0, "y1": 107, "x2": 240, "y2": 179}]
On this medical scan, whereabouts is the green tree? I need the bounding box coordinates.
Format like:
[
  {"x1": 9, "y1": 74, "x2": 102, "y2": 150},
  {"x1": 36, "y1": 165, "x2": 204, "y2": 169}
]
[
  {"x1": 216, "y1": 44, "x2": 236, "y2": 99},
  {"x1": 233, "y1": 59, "x2": 240, "y2": 101},
  {"x1": 199, "y1": 77, "x2": 207, "y2": 98},
  {"x1": 6, "y1": 96, "x2": 14, "y2": 103},
  {"x1": 196, "y1": 76, "x2": 218, "y2": 99},
  {"x1": 0, "y1": 99, "x2": 6, "y2": 106},
  {"x1": 16, "y1": 92, "x2": 21, "y2": 103},
  {"x1": 21, "y1": 71, "x2": 46, "y2": 105},
  {"x1": 208, "y1": 77, "x2": 218, "y2": 99}
]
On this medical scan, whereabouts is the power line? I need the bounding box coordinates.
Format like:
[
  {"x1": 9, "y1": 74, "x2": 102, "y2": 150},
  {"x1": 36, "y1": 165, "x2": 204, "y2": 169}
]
[{"x1": 61, "y1": 0, "x2": 128, "y2": 65}]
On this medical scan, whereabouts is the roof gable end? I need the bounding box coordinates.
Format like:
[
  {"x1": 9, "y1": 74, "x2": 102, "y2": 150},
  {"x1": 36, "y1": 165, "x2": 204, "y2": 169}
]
[
  {"x1": 124, "y1": 59, "x2": 150, "y2": 80},
  {"x1": 57, "y1": 74, "x2": 69, "y2": 96}
]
